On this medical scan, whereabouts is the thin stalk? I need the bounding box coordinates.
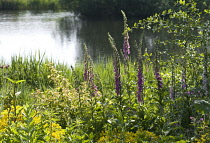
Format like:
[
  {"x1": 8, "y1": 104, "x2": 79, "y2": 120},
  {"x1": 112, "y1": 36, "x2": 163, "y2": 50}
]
[{"x1": 13, "y1": 84, "x2": 17, "y2": 122}]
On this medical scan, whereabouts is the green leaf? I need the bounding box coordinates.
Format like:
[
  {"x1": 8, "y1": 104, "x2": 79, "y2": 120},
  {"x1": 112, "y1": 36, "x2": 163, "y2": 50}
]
[
  {"x1": 7, "y1": 78, "x2": 16, "y2": 84},
  {"x1": 162, "y1": 10, "x2": 167, "y2": 16},
  {"x1": 16, "y1": 80, "x2": 26, "y2": 84},
  {"x1": 179, "y1": 0, "x2": 185, "y2": 5},
  {"x1": 7, "y1": 78, "x2": 25, "y2": 84},
  {"x1": 204, "y1": 9, "x2": 210, "y2": 13},
  {"x1": 168, "y1": 9, "x2": 172, "y2": 14}
]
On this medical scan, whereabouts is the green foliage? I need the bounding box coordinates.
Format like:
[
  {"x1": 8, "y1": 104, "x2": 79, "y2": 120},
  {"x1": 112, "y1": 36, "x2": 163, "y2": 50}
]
[
  {"x1": 7, "y1": 78, "x2": 25, "y2": 85},
  {"x1": 67, "y1": 0, "x2": 175, "y2": 18},
  {"x1": 97, "y1": 128, "x2": 159, "y2": 142},
  {"x1": 0, "y1": 0, "x2": 60, "y2": 10}
]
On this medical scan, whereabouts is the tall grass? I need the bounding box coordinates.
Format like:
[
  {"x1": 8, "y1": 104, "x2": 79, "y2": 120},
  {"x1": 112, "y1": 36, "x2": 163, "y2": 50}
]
[
  {"x1": 0, "y1": 0, "x2": 60, "y2": 10},
  {"x1": 0, "y1": 49, "x2": 209, "y2": 142}
]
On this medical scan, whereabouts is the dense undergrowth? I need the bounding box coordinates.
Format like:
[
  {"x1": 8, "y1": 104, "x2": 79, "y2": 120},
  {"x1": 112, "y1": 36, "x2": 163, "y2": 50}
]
[
  {"x1": 0, "y1": 0, "x2": 209, "y2": 18},
  {"x1": 0, "y1": 0, "x2": 210, "y2": 142}
]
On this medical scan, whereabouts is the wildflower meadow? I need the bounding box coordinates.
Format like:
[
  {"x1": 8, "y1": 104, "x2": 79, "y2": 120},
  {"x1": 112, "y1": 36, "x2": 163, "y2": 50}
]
[{"x1": 0, "y1": 0, "x2": 210, "y2": 142}]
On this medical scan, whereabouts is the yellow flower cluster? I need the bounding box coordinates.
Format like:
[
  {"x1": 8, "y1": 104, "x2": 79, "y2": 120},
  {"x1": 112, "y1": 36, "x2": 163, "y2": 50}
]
[
  {"x1": 0, "y1": 110, "x2": 8, "y2": 132},
  {"x1": 135, "y1": 128, "x2": 159, "y2": 141},
  {"x1": 194, "y1": 133, "x2": 210, "y2": 143},
  {"x1": 97, "y1": 128, "x2": 159, "y2": 142},
  {"x1": 97, "y1": 131, "x2": 136, "y2": 142},
  {"x1": 0, "y1": 106, "x2": 65, "y2": 142},
  {"x1": 0, "y1": 105, "x2": 23, "y2": 131},
  {"x1": 44, "y1": 122, "x2": 66, "y2": 141}
]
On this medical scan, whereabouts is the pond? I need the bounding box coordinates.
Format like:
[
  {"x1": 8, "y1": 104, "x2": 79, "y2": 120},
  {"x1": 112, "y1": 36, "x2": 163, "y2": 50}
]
[{"x1": 0, "y1": 10, "x2": 157, "y2": 66}]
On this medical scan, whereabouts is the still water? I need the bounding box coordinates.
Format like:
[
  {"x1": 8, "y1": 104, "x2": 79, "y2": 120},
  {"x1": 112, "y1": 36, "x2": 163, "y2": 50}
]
[{"x1": 0, "y1": 11, "x2": 155, "y2": 66}]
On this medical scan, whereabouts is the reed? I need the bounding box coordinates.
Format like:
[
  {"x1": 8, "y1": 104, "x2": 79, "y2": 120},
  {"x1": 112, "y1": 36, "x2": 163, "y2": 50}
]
[{"x1": 0, "y1": 0, "x2": 60, "y2": 10}]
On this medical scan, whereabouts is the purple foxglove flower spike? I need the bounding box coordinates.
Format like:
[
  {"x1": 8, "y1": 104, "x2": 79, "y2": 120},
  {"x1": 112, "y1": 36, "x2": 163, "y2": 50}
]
[
  {"x1": 170, "y1": 87, "x2": 174, "y2": 100},
  {"x1": 123, "y1": 32, "x2": 130, "y2": 60},
  {"x1": 137, "y1": 53, "x2": 144, "y2": 102},
  {"x1": 154, "y1": 68, "x2": 163, "y2": 89},
  {"x1": 181, "y1": 69, "x2": 187, "y2": 90},
  {"x1": 122, "y1": 10, "x2": 130, "y2": 61},
  {"x1": 83, "y1": 44, "x2": 101, "y2": 97},
  {"x1": 108, "y1": 33, "x2": 121, "y2": 96}
]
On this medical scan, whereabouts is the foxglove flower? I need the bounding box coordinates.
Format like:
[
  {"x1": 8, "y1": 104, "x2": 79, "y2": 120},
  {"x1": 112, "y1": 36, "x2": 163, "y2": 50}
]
[
  {"x1": 154, "y1": 68, "x2": 163, "y2": 89},
  {"x1": 137, "y1": 53, "x2": 143, "y2": 102},
  {"x1": 108, "y1": 33, "x2": 121, "y2": 95},
  {"x1": 123, "y1": 32, "x2": 130, "y2": 60},
  {"x1": 83, "y1": 44, "x2": 100, "y2": 97},
  {"x1": 170, "y1": 87, "x2": 174, "y2": 100},
  {"x1": 181, "y1": 69, "x2": 187, "y2": 90},
  {"x1": 4, "y1": 65, "x2": 9, "y2": 68},
  {"x1": 89, "y1": 66, "x2": 100, "y2": 96},
  {"x1": 122, "y1": 10, "x2": 130, "y2": 61},
  {"x1": 0, "y1": 65, "x2": 9, "y2": 69}
]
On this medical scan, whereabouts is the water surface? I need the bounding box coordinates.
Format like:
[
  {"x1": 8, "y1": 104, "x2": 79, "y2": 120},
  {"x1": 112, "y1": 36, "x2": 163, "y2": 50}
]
[{"x1": 0, "y1": 11, "x2": 155, "y2": 65}]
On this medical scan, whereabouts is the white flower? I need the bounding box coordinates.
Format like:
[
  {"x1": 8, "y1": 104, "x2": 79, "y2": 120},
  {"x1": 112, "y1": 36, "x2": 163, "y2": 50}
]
[{"x1": 15, "y1": 91, "x2": 21, "y2": 96}]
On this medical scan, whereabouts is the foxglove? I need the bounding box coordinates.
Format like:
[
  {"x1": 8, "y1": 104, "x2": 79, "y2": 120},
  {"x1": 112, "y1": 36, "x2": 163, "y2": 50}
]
[
  {"x1": 170, "y1": 87, "x2": 174, "y2": 100},
  {"x1": 137, "y1": 52, "x2": 143, "y2": 102},
  {"x1": 123, "y1": 32, "x2": 130, "y2": 60},
  {"x1": 108, "y1": 33, "x2": 121, "y2": 95},
  {"x1": 154, "y1": 68, "x2": 163, "y2": 89},
  {"x1": 181, "y1": 69, "x2": 187, "y2": 90},
  {"x1": 122, "y1": 10, "x2": 130, "y2": 61},
  {"x1": 84, "y1": 44, "x2": 89, "y2": 81},
  {"x1": 83, "y1": 44, "x2": 100, "y2": 96}
]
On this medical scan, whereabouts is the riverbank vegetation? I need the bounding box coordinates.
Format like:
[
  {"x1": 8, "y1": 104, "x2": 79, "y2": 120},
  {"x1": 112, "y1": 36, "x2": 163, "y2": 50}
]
[
  {"x1": 67, "y1": 0, "x2": 209, "y2": 18},
  {"x1": 0, "y1": 0, "x2": 210, "y2": 142},
  {"x1": 0, "y1": 0, "x2": 209, "y2": 18},
  {"x1": 0, "y1": 0, "x2": 60, "y2": 10}
]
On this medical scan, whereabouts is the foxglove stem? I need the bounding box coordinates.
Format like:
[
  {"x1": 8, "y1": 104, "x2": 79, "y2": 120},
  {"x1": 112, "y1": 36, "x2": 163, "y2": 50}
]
[
  {"x1": 203, "y1": 47, "x2": 208, "y2": 96},
  {"x1": 154, "y1": 46, "x2": 162, "y2": 89},
  {"x1": 88, "y1": 59, "x2": 100, "y2": 97},
  {"x1": 170, "y1": 87, "x2": 175, "y2": 100},
  {"x1": 137, "y1": 52, "x2": 144, "y2": 102},
  {"x1": 170, "y1": 58, "x2": 175, "y2": 100},
  {"x1": 89, "y1": 65, "x2": 96, "y2": 96},
  {"x1": 154, "y1": 68, "x2": 163, "y2": 89},
  {"x1": 122, "y1": 10, "x2": 130, "y2": 61},
  {"x1": 83, "y1": 44, "x2": 100, "y2": 97},
  {"x1": 108, "y1": 33, "x2": 121, "y2": 96},
  {"x1": 84, "y1": 44, "x2": 89, "y2": 81},
  {"x1": 181, "y1": 68, "x2": 187, "y2": 90},
  {"x1": 202, "y1": 71, "x2": 208, "y2": 96},
  {"x1": 113, "y1": 53, "x2": 121, "y2": 95}
]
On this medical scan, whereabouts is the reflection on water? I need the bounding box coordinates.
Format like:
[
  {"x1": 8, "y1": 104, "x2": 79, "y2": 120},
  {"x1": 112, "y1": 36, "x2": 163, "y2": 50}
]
[
  {"x1": 0, "y1": 11, "x2": 157, "y2": 65},
  {"x1": 0, "y1": 11, "x2": 80, "y2": 65}
]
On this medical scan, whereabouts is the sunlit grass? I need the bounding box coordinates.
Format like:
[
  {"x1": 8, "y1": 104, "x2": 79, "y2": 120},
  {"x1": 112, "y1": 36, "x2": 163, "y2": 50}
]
[
  {"x1": 0, "y1": 0, "x2": 60, "y2": 10},
  {"x1": 0, "y1": 50, "x2": 209, "y2": 142}
]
